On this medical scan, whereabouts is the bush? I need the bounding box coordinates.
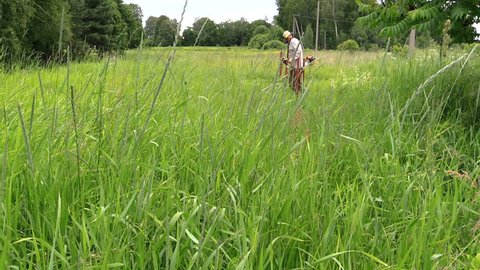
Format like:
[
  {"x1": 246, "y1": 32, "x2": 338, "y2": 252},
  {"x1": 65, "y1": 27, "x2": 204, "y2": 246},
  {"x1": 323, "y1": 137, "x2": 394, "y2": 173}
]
[
  {"x1": 262, "y1": 40, "x2": 285, "y2": 50},
  {"x1": 391, "y1": 44, "x2": 408, "y2": 56},
  {"x1": 416, "y1": 34, "x2": 436, "y2": 49},
  {"x1": 269, "y1": 25, "x2": 284, "y2": 41},
  {"x1": 253, "y1": 25, "x2": 269, "y2": 37},
  {"x1": 337, "y1": 39, "x2": 360, "y2": 52},
  {"x1": 248, "y1": 34, "x2": 270, "y2": 49},
  {"x1": 460, "y1": 43, "x2": 480, "y2": 55},
  {"x1": 366, "y1": 43, "x2": 379, "y2": 52}
]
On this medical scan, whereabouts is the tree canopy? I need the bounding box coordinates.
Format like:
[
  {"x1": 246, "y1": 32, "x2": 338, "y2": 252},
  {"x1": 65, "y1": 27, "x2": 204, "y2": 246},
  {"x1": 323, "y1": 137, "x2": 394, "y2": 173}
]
[
  {"x1": 275, "y1": 0, "x2": 362, "y2": 49},
  {"x1": 356, "y1": 0, "x2": 480, "y2": 43},
  {"x1": 0, "y1": 0, "x2": 143, "y2": 64},
  {"x1": 1, "y1": 0, "x2": 479, "y2": 66}
]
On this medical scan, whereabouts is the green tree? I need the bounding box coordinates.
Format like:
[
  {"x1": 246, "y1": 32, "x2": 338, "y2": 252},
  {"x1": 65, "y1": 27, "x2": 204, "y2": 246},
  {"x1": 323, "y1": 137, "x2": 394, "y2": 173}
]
[
  {"x1": 82, "y1": 0, "x2": 124, "y2": 53},
  {"x1": 189, "y1": 17, "x2": 219, "y2": 46},
  {"x1": 248, "y1": 34, "x2": 270, "y2": 49},
  {"x1": 112, "y1": 0, "x2": 129, "y2": 50},
  {"x1": 350, "y1": 23, "x2": 388, "y2": 50},
  {"x1": 303, "y1": 24, "x2": 314, "y2": 48},
  {"x1": 231, "y1": 19, "x2": 251, "y2": 46},
  {"x1": 253, "y1": 25, "x2": 269, "y2": 36},
  {"x1": 118, "y1": 3, "x2": 143, "y2": 48},
  {"x1": 275, "y1": 0, "x2": 361, "y2": 49},
  {"x1": 356, "y1": 0, "x2": 480, "y2": 44},
  {"x1": 216, "y1": 21, "x2": 237, "y2": 46},
  {"x1": 144, "y1": 16, "x2": 158, "y2": 42},
  {"x1": 181, "y1": 27, "x2": 196, "y2": 46},
  {"x1": 182, "y1": 18, "x2": 251, "y2": 47},
  {"x1": 68, "y1": 0, "x2": 85, "y2": 52},
  {"x1": 275, "y1": 0, "x2": 316, "y2": 36},
  {"x1": 147, "y1": 15, "x2": 177, "y2": 46},
  {"x1": 26, "y1": 0, "x2": 72, "y2": 61},
  {"x1": 0, "y1": 0, "x2": 34, "y2": 63},
  {"x1": 248, "y1": 19, "x2": 271, "y2": 41},
  {"x1": 269, "y1": 25, "x2": 285, "y2": 41}
]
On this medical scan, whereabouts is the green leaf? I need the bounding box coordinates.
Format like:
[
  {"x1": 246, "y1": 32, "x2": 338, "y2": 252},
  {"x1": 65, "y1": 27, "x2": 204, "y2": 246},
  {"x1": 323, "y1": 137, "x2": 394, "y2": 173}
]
[
  {"x1": 408, "y1": 5, "x2": 441, "y2": 21},
  {"x1": 415, "y1": 17, "x2": 441, "y2": 33},
  {"x1": 450, "y1": 5, "x2": 470, "y2": 21},
  {"x1": 472, "y1": 253, "x2": 480, "y2": 269},
  {"x1": 355, "y1": 0, "x2": 377, "y2": 13},
  {"x1": 357, "y1": 11, "x2": 385, "y2": 28},
  {"x1": 169, "y1": 212, "x2": 184, "y2": 228},
  {"x1": 380, "y1": 16, "x2": 414, "y2": 37}
]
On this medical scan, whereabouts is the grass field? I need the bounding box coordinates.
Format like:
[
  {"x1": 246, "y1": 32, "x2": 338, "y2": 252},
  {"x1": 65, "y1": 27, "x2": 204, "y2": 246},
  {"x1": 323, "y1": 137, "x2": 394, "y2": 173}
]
[{"x1": 1, "y1": 45, "x2": 480, "y2": 269}]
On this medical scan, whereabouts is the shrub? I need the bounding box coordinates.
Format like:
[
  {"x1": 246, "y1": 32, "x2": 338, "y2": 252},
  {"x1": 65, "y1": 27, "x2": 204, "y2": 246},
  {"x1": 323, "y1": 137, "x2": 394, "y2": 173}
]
[
  {"x1": 416, "y1": 34, "x2": 436, "y2": 49},
  {"x1": 366, "y1": 43, "x2": 379, "y2": 52},
  {"x1": 337, "y1": 39, "x2": 360, "y2": 52},
  {"x1": 269, "y1": 25, "x2": 284, "y2": 41},
  {"x1": 460, "y1": 43, "x2": 480, "y2": 55},
  {"x1": 253, "y1": 25, "x2": 269, "y2": 37},
  {"x1": 391, "y1": 44, "x2": 408, "y2": 56},
  {"x1": 248, "y1": 34, "x2": 270, "y2": 49},
  {"x1": 262, "y1": 40, "x2": 285, "y2": 50}
]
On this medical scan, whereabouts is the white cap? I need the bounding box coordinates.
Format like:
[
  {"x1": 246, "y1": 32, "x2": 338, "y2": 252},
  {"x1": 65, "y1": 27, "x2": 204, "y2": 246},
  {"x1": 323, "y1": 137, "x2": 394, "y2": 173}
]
[{"x1": 283, "y1": 30, "x2": 292, "y2": 39}]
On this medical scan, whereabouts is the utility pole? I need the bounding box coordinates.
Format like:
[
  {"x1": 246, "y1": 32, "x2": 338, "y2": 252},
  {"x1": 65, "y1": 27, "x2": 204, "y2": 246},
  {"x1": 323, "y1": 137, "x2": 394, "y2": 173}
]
[
  {"x1": 315, "y1": 0, "x2": 320, "y2": 52},
  {"x1": 332, "y1": 0, "x2": 338, "y2": 41},
  {"x1": 292, "y1": 15, "x2": 295, "y2": 36}
]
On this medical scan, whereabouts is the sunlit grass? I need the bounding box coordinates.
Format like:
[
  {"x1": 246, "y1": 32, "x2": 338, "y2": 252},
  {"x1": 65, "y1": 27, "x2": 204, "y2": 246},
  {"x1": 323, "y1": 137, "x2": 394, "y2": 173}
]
[{"x1": 1, "y1": 46, "x2": 479, "y2": 269}]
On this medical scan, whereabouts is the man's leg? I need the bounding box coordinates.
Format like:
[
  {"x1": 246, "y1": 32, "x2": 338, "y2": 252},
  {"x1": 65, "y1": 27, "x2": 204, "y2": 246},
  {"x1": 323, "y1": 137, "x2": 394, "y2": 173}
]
[
  {"x1": 289, "y1": 69, "x2": 295, "y2": 92},
  {"x1": 294, "y1": 69, "x2": 303, "y2": 96}
]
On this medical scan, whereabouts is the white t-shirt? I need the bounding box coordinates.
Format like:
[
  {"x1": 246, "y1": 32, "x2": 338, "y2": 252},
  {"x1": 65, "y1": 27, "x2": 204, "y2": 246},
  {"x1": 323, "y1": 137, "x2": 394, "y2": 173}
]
[{"x1": 288, "y1": 37, "x2": 304, "y2": 69}]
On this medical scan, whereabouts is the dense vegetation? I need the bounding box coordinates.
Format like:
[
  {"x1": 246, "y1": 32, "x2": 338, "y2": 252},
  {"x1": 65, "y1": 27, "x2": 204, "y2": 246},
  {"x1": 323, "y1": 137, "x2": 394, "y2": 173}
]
[
  {"x1": 0, "y1": 0, "x2": 143, "y2": 64},
  {"x1": 1, "y1": 45, "x2": 479, "y2": 269},
  {"x1": 2, "y1": 0, "x2": 478, "y2": 66},
  {"x1": 356, "y1": 0, "x2": 480, "y2": 43},
  {"x1": 1, "y1": 0, "x2": 479, "y2": 268}
]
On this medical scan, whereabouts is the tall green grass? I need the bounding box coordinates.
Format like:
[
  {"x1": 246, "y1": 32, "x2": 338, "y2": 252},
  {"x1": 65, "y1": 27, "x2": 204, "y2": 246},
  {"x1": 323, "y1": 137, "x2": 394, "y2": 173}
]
[{"x1": 0, "y1": 45, "x2": 479, "y2": 269}]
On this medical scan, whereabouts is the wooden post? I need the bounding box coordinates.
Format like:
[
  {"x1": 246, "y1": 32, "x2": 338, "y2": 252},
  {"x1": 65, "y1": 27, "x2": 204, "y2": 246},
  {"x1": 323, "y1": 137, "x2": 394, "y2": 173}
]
[{"x1": 409, "y1": 28, "x2": 416, "y2": 58}]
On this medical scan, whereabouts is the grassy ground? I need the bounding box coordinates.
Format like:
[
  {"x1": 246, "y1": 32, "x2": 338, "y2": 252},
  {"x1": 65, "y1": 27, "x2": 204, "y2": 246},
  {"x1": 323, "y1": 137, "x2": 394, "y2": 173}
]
[{"x1": 1, "y1": 46, "x2": 479, "y2": 269}]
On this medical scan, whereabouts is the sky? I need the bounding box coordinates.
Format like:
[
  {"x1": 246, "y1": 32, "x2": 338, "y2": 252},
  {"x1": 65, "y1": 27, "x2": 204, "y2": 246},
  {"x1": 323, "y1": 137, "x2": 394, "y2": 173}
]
[{"x1": 124, "y1": 0, "x2": 278, "y2": 30}]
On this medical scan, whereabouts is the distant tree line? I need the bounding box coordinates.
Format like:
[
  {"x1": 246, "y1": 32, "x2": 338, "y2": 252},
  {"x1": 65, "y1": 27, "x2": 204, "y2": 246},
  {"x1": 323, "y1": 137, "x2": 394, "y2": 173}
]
[
  {"x1": 143, "y1": 0, "x2": 391, "y2": 50},
  {"x1": 1, "y1": 0, "x2": 478, "y2": 67},
  {"x1": 148, "y1": 0, "x2": 478, "y2": 50},
  {"x1": 0, "y1": 0, "x2": 142, "y2": 65},
  {"x1": 144, "y1": 16, "x2": 284, "y2": 48}
]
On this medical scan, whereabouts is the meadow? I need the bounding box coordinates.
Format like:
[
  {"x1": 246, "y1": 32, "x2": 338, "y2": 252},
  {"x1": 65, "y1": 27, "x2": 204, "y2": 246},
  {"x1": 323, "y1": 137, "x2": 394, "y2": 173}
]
[{"x1": 1, "y1": 45, "x2": 479, "y2": 269}]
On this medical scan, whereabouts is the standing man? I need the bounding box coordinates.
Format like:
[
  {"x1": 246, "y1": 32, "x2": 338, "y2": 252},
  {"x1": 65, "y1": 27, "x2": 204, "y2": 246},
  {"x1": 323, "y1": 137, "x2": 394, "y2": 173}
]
[{"x1": 282, "y1": 30, "x2": 304, "y2": 96}]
